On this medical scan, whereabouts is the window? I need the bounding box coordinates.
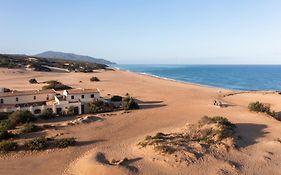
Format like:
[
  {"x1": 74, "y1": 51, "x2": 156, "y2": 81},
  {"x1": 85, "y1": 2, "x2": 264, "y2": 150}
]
[
  {"x1": 34, "y1": 96, "x2": 36, "y2": 100},
  {"x1": 34, "y1": 109, "x2": 41, "y2": 114},
  {"x1": 71, "y1": 95, "x2": 74, "y2": 100},
  {"x1": 91, "y1": 94, "x2": 95, "y2": 98},
  {"x1": 81, "y1": 95, "x2": 84, "y2": 99},
  {"x1": 46, "y1": 95, "x2": 49, "y2": 100},
  {"x1": 16, "y1": 97, "x2": 19, "y2": 102},
  {"x1": 0, "y1": 99, "x2": 3, "y2": 104}
]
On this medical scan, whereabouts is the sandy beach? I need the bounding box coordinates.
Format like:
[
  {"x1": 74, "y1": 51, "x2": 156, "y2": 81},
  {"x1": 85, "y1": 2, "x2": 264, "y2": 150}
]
[{"x1": 1, "y1": 68, "x2": 281, "y2": 175}]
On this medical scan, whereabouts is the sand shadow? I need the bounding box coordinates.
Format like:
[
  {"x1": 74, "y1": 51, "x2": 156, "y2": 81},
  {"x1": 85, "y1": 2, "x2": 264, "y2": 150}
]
[
  {"x1": 235, "y1": 123, "x2": 268, "y2": 148},
  {"x1": 76, "y1": 139, "x2": 106, "y2": 147},
  {"x1": 135, "y1": 99, "x2": 166, "y2": 110},
  {"x1": 139, "y1": 104, "x2": 167, "y2": 109},
  {"x1": 36, "y1": 115, "x2": 79, "y2": 124},
  {"x1": 95, "y1": 152, "x2": 142, "y2": 173},
  {"x1": 135, "y1": 100, "x2": 164, "y2": 104}
]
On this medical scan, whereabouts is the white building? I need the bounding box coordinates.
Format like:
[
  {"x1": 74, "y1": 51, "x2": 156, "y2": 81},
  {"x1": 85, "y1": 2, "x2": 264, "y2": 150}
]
[
  {"x1": 0, "y1": 88, "x2": 100, "y2": 116},
  {"x1": 63, "y1": 88, "x2": 100, "y2": 114}
]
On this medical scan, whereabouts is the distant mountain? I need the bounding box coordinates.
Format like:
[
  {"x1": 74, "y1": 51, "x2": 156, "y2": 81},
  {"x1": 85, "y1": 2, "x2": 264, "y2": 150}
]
[{"x1": 35, "y1": 51, "x2": 116, "y2": 65}]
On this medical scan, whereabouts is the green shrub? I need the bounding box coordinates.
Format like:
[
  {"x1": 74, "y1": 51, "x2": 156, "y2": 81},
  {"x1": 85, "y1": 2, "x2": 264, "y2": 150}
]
[
  {"x1": 89, "y1": 100, "x2": 114, "y2": 113},
  {"x1": 25, "y1": 137, "x2": 47, "y2": 150},
  {"x1": 0, "y1": 119, "x2": 15, "y2": 130},
  {"x1": 67, "y1": 106, "x2": 76, "y2": 116},
  {"x1": 21, "y1": 123, "x2": 40, "y2": 133},
  {"x1": 29, "y1": 78, "x2": 38, "y2": 84},
  {"x1": 248, "y1": 101, "x2": 271, "y2": 113},
  {"x1": 199, "y1": 116, "x2": 235, "y2": 128},
  {"x1": 39, "y1": 109, "x2": 55, "y2": 120},
  {"x1": 42, "y1": 80, "x2": 72, "y2": 91},
  {"x1": 90, "y1": 76, "x2": 100, "y2": 82},
  {"x1": 0, "y1": 129, "x2": 14, "y2": 140},
  {"x1": 55, "y1": 138, "x2": 76, "y2": 148},
  {"x1": 122, "y1": 97, "x2": 139, "y2": 110},
  {"x1": 110, "y1": 95, "x2": 123, "y2": 102},
  {"x1": 8, "y1": 110, "x2": 35, "y2": 126},
  {"x1": 0, "y1": 112, "x2": 11, "y2": 121},
  {"x1": 248, "y1": 101, "x2": 277, "y2": 118},
  {"x1": 0, "y1": 141, "x2": 18, "y2": 152}
]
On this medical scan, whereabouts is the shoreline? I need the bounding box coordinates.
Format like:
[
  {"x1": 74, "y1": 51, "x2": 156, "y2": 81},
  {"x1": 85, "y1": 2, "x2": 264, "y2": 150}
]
[
  {"x1": 115, "y1": 68, "x2": 277, "y2": 93},
  {"x1": 114, "y1": 67, "x2": 234, "y2": 92},
  {"x1": 113, "y1": 66, "x2": 277, "y2": 92}
]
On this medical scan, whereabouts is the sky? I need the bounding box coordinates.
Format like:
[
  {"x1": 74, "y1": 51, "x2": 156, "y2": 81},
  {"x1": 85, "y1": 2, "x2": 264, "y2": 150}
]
[{"x1": 0, "y1": 0, "x2": 280, "y2": 64}]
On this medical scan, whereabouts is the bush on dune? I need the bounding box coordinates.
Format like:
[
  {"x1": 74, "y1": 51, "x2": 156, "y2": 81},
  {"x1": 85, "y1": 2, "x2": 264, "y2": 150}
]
[
  {"x1": 29, "y1": 78, "x2": 38, "y2": 84},
  {"x1": 42, "y1": 80, "x2": 72, "y2": 90},
  {"x1": 0, "y1": 112, "x2": 11, "y2": 121},
  {"x1": 39, "y1": 109, "x2": 56, "y2": 120},
  {"x1": 55, "y1": 138, "x2": 76, "y2": 148},
  {"x1": 89, "y1": 100, "x2": 114, "y2": 113},
  {"x1": 21, "y1": 123, "x2": 40, "y2": 133},
  {"x1": 90, "y1": 76, "x2": 100, "y2": 82},
  {"x1": 139, "y1": 116, "x2": 237, "y2": 155},
  {"x1": 0, "y1": 129, "x2": 14, "y2": 141},
  {"x1": 248, "y1": 101, "x2": 271, "y2": 113},
  {"x1": 0, "y1": 141, "x2": 18, "y2": 152},
  {"x1": 248, "y1": 101, "x2": 278, "y2": 119},
  {"x1": 8, "y1": 110, "x2": 35, "y2": 126},
  {"x1": 122, "y1": 97, "x2": 139, "y2": 110},
  {"x1": 0, "y1": 119, "x2": 15, "y2": 130},
  {"x1": 24, "y1": 137, "x2": 47, "y2": 150},
  {"x1": 67, "y1": 106, "x2": 76, "y2": 116}
]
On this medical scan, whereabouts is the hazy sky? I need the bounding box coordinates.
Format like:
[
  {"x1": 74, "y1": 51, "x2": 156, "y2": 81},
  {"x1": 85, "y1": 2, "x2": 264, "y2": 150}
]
[{"x1": 0, "y1": 0, "x2": 280, "y2": 64}]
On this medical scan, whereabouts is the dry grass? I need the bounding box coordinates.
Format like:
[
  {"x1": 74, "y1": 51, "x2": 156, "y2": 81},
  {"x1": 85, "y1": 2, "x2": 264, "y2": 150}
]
[{"x1": 139, "y1": 116, "x2": 237, "y2": 157}]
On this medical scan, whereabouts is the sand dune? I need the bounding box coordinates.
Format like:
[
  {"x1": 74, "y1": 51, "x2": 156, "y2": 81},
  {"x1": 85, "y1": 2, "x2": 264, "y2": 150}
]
[{"x1": 1, "y1": 68, "x2": 281, "y2": 175}]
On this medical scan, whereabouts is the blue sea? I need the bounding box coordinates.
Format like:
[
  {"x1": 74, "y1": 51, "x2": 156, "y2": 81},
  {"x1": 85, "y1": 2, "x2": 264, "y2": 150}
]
[{"x1": 115, "y1": 65, "x2": 281, "y2": 91}]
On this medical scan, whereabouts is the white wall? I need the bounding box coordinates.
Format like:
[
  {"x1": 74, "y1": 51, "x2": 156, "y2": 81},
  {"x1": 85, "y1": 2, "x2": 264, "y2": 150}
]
[
  {"x1": 0, "y1": 93, "x2": 55, "y2": 105},
  {"x1": 65, "y1": 93, "x2": 100, "y2": 103}
]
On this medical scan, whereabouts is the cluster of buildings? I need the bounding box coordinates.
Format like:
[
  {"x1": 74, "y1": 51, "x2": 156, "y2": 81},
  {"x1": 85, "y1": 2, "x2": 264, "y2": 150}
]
[{"x1": 0, "y1": 88, "x2": 101, "y2": 116}]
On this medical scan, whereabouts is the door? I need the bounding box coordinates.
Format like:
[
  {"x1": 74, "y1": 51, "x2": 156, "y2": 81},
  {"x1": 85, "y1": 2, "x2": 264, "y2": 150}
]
[{"x1": 81, "y1": 105, "x2": 85, "y2": 114}]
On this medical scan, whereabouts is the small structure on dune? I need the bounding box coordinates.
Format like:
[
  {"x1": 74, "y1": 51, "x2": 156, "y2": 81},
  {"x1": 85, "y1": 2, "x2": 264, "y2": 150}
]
[{"x1": 213, "y1": 99, "x2": 229, "y2": 108}]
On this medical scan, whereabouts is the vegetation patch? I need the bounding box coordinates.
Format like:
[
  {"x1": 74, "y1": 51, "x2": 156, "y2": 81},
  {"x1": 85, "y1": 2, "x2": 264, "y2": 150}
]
[
  {"x1": 0, "y1": 141, "x2": 18, "y2": 152},
  {"x1": 42, "y1": 80, "x2": 72, "y2": 91},
  {"x1": 24, "y1": 137, "x2": 48, "y2": 150},
  {"x1": 21, "y1": 123, "x2": 40, "y2": 133},
  {"x1": 248, "y1": 101, "x2": 279, "y2": 120},
  {"x1": 110, "y1": 95, "x2": 123, "y2": 102},
  {"x1": 0, "y1": 120, "x2": 15, "y2": 130},
  {"x1": 0, "y1": 129, "x2": 14, "y2": 141},
  {"x1": 39, "y1": 109, "x2": 56, "y2": 119},
  {"x1": 9, "y1": 110, "x2": 35, "y2": 126},
  {"x1": 122, "y1": 97, "x2": 140, "y2": 110},
  {"x1": 0, "y1": 112, "x2": 11, "y2": 121},
  {"x1": 29, "y1": 78, "x2": 38, "y2": 84},
  {"x1": 89, "y1": 100, "x2": 115, "y2": 114},
  {"x1": 90, "y1": 76, "x2": 100, "y2": 82},
  {"x1": 138, "y1": 116, "x2": 237, "y2": 163},
  {"x1": 54, "y1": 138, "x2": 76, "y2": 148},
  {"x1": 66, "y1": 106, "x2": 76, "y2": 116}
]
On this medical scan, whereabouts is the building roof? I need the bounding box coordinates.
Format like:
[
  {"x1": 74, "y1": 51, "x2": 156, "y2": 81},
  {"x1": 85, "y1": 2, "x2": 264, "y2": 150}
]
[
  {"x1": 66, "y1": 88, "x2": 99, "y2": 95},
  {"x1": 0, "y1": 89, "x2": 56, "y2": 98}
]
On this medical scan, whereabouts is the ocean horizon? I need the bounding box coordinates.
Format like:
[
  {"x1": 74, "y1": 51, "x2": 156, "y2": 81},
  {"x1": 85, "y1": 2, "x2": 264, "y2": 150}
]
[{"x1": 115, "y1": 64, "x2": 281, "y2": 91}]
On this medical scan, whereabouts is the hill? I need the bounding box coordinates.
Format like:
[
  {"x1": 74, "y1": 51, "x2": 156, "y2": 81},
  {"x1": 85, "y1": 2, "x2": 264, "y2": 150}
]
[
  {"x1": 0, "y1": 54, "x2": 109, "y2": 72},
  {"x1": 35, "y1": 51, "x2": 115, "y2": 65}
]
